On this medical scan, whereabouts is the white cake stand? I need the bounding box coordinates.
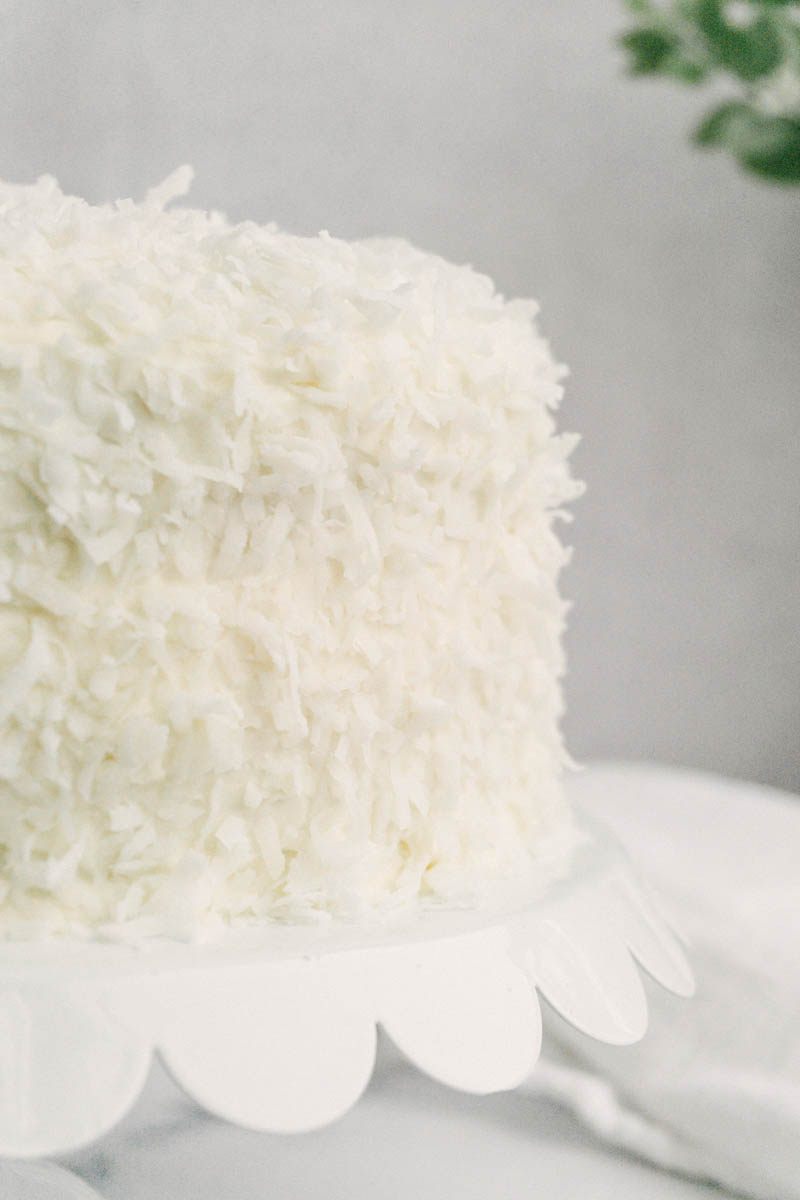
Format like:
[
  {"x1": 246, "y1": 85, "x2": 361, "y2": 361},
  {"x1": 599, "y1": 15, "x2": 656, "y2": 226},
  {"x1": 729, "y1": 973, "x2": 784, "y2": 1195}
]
[{"x1": 0, "y1": 816, "x2": 693, "y2": 1199}]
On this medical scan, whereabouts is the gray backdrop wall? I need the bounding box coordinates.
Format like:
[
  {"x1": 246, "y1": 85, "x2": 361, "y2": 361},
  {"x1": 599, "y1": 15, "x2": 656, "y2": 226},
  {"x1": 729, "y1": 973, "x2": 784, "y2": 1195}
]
[{"x1": 4, "y1": 0, "x2": 799, "y2": 791}]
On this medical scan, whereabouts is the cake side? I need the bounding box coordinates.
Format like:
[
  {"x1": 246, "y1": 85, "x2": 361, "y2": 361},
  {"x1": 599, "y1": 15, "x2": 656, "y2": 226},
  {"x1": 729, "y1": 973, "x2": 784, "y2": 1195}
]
[{"x1": 0, "y1": 170, "x2": 583, "y2": 937}]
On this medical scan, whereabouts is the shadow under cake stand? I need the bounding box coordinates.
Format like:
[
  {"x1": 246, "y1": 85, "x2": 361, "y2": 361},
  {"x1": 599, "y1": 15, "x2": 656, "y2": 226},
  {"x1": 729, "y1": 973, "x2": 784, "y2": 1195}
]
[{"x1": 0, "y1": 816, "x2": 693, "y2": 1198}]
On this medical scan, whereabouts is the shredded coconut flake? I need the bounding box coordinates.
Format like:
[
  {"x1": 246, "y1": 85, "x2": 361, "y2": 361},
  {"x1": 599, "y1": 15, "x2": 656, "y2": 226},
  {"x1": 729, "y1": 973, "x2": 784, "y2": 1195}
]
[{"x1": 0, "y1": 170, "x2": 583, "y2": 938}]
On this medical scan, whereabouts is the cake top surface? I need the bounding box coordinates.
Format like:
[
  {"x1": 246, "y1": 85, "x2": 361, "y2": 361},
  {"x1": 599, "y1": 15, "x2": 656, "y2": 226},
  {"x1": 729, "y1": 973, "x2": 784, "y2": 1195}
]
[{"x1": 0, "y1": 166, "x2": 572, "y2": 579}]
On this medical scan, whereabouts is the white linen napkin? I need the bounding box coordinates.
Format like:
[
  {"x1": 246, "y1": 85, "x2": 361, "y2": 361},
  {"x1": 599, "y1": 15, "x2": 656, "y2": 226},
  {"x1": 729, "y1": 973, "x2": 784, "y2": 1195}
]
[{"x1": 523, "y1": 761, "x2": 800, "y2": 1200}]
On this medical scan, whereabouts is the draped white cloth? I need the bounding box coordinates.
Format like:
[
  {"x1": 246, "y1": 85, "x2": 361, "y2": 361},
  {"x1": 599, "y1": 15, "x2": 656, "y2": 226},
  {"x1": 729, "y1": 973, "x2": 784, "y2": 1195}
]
[{"x1": 527, "y1": 762, "x2": 800, "y2": 1200}]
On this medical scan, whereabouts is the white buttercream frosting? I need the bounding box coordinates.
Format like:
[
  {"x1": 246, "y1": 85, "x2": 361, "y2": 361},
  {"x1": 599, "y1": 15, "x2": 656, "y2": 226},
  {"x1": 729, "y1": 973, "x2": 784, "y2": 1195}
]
[{"x1": 0, "y1": 169, "x2": 582, "y2": 937}]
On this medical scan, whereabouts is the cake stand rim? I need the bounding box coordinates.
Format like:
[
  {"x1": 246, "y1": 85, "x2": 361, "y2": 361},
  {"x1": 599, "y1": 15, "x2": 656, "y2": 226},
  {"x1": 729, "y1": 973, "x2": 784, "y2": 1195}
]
[{"x1": 0, "y1": 810, "x2": 637, "y2": 978}]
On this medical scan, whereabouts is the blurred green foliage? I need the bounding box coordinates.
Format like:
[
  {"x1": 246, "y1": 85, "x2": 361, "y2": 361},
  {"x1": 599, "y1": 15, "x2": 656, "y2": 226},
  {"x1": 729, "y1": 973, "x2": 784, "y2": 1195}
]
[{"x1": 619, "y1": 1, "x2": 800, "y2": 182}]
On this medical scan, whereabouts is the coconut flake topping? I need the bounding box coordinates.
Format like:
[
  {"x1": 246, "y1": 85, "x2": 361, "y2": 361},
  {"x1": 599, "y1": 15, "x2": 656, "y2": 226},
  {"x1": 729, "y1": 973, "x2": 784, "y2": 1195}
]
[{"x1": 0, "y1": 169, "x2": 582, "y2": 937}]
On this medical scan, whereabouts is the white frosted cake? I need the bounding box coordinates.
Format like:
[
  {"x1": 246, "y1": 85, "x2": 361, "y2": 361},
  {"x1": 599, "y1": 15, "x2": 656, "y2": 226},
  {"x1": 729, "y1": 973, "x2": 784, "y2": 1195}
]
[{"x1": 0, "y1": 169, "x2": 582, "y2": 937}]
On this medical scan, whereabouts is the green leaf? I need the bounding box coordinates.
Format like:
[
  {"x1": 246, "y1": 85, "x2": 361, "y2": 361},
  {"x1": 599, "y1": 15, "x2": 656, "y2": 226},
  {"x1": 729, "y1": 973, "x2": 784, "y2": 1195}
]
[
  {"x1": 694, "y1": 102, "x2": 800, "y2": 181},
  {"x1": 693, "y1": 100, "x2": 751, "y2": 144},
  {"x1": 694, "y1": 2, "x2": 785, "y2": 81},
  {"x1": 619, "y1": 27, "x2": 681, "y2": 73},
  {"x1": 619, "y1": 23, "x2": 709, "y2": 83},
  {"x1": 735, "y1": 114, "x2": 800, "y2": 181},
  {"x1": 664, "y1": 54, "x2": 711, "y2": 83}
]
